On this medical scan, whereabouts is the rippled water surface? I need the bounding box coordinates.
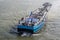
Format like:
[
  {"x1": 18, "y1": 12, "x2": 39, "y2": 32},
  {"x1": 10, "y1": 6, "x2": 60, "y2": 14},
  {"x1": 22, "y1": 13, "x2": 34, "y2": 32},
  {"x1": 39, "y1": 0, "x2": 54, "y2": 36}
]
[{"x1": 0, "y1": 0, "x2": 60, "y2": 40}]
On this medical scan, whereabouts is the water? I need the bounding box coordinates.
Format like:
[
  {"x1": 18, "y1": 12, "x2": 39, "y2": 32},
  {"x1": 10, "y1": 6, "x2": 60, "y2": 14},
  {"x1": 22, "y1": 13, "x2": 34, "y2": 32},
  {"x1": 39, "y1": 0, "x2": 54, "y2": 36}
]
[{"x1": 0, "y1": 0, "x2": 60, "y2": 40}]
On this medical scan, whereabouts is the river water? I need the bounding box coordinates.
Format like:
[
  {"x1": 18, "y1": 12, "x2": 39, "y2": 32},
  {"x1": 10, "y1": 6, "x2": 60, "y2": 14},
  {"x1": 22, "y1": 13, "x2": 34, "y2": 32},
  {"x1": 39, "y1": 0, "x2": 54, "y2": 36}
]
[{"x1": 0, "y1": 0, "x2": 60, "y2": 40}]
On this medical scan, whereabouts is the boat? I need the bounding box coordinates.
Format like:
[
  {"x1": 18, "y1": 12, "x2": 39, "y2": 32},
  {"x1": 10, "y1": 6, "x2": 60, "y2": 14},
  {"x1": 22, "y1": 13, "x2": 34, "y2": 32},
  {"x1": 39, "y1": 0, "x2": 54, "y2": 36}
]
[{"x1": 16, "y1": 2, "x2": 52, "y2": 34}]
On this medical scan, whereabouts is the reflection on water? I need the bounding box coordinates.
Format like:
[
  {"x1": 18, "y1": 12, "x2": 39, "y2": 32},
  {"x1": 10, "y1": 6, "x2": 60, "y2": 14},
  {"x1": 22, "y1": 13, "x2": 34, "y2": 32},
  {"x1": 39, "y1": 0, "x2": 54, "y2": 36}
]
[{"x1": 0, "y1": 0, "x2": 60, "y2": 40}]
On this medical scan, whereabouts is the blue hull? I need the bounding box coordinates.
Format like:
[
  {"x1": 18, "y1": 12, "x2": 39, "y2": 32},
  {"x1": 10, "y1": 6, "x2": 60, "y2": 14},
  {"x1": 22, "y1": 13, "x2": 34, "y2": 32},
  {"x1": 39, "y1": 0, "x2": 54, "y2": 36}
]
[
  {"x1": 17, "y1": 21, "x2": 45, "y2": 33},
  {"x1": 33, "y1": 21, "x2": 45, "y2": 33}
]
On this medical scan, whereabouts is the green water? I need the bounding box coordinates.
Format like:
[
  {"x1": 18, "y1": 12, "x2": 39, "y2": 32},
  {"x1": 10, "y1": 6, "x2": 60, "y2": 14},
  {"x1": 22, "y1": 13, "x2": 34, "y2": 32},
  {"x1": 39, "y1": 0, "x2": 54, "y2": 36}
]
[{"x1": 0, "y1": 0, "x2": 60, "y2": 40}]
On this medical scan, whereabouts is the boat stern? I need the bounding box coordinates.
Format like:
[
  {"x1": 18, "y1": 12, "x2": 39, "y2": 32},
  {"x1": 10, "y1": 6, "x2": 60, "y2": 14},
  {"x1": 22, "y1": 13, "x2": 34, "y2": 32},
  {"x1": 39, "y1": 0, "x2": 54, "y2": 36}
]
[{"x1": 17, "y1": 25, "x2": 34, "y2": 33}]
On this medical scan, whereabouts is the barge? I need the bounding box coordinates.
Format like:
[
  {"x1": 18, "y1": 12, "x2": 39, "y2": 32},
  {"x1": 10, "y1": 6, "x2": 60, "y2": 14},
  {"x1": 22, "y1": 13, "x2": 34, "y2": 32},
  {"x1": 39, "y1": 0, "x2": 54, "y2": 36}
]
[{"x1": 10, "y1": 2, "x2": 52, "y2": 36}]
